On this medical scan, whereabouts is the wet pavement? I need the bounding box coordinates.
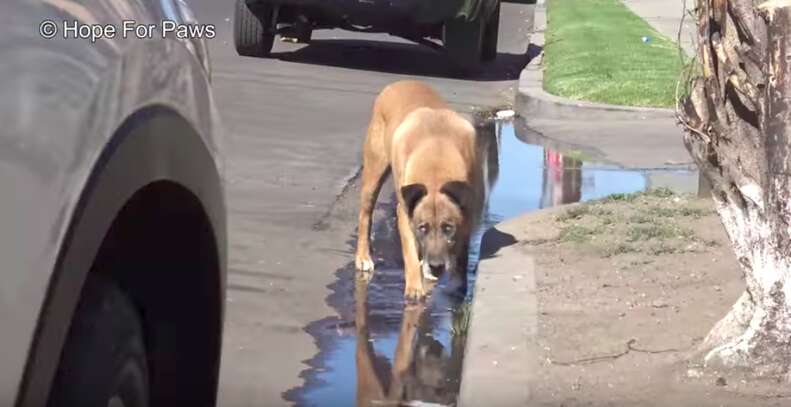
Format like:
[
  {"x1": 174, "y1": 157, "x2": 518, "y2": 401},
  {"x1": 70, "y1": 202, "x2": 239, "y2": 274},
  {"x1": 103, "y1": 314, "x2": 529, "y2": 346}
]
[{"x1": 285, "y1": 115, "x2": 695, "y2": 407}]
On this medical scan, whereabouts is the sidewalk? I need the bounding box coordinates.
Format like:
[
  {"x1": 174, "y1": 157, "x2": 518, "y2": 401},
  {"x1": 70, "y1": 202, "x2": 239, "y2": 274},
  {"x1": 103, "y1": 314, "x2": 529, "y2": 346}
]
[{"x1": 513, "y1": 1, "x2": 699, "y2": 189}]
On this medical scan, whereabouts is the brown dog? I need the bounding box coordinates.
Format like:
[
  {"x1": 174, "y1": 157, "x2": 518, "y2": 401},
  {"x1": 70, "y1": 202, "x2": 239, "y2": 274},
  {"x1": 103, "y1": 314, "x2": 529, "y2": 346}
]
[{"x1": 354, "y1": 80, "x2": 483, "y2": 300}]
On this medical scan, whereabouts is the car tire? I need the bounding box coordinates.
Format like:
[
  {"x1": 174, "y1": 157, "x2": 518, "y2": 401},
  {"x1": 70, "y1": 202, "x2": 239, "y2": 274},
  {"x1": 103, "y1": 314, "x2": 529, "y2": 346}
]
[
  {"x1": 482, "y1": 2, "x2": 501, "y2": 62},
  {"x1": 47, "y1": 275, "x2": 149, "y2": 407},
  {"x1": 296, "y1": 27, "x2": 312, "y2": 43},
  {"x1": 295, "y1": 15, "x2": 313, "y2": 43},
  {"x1": 234, "y1": 0, "x2": 276, "y2": 57},
  {"x1": 443, "y1": 16, "x2": 484, "y2": 77}
]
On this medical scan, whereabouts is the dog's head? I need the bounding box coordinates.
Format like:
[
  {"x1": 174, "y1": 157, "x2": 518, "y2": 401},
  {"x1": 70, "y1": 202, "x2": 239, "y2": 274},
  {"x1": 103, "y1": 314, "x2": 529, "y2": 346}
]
[{"x1": 401, "y1": 181, "x2": 474, "y2": 281}]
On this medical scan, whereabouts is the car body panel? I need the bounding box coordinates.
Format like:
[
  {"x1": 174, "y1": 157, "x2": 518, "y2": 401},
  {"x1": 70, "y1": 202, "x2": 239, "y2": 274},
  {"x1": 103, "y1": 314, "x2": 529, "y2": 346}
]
[
  {"x1": 0, "y1": 0, "x2": 225, "y2": 404},
  {"x1": 16, "y1": 106, "x2": 227, "y2": 407}
]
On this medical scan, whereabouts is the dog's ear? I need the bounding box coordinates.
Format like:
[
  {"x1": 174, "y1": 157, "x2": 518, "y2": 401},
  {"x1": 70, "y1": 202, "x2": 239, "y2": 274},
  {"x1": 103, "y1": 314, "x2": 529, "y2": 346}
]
[
  {"x1": 400, "y1": 183, "x2": 427, "y2": 217},
  {"x1": 441, "y1": 181, "x2": 474, "y2": 214}
]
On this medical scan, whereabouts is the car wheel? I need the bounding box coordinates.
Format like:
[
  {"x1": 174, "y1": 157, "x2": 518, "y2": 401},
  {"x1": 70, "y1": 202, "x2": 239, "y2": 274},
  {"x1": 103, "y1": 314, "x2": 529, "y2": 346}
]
[
  {"x1": 482, "y1": 2, "x2": 500, "y2": 62},
  {"x1": 297, "y1": 29, "x2": 312, "y2": 43},
  {"x1": 295, "y1": 15, "x2": 313, "y2": 43},
  {"x1": 234, "y1": 0, "x2": 276, "y2": 57},
  {"x1": 48, "y1": 275, "x2": 149, "y2": 407},
  {"x1": 443, "y1": 16, "x2": 484, "y2": 77}
]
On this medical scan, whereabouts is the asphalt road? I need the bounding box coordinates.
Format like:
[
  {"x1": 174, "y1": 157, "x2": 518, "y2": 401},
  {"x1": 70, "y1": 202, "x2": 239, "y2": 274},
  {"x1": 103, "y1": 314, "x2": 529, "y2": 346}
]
[{"x1": 187, "y1": 1, "x2": 533, "y2": 405}]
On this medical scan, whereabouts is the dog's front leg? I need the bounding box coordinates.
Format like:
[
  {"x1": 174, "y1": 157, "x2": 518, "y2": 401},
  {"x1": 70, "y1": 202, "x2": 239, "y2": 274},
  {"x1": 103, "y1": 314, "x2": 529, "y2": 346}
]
[
  {"x1": 354, "y1": 126, "x2": 389, "y2": 276},
  {"x1": 387, "y1": 303, "x2": 425, "y2": 401},
  {"x1": 396, "y1": 203, "x2": 425, "y2": 301}
]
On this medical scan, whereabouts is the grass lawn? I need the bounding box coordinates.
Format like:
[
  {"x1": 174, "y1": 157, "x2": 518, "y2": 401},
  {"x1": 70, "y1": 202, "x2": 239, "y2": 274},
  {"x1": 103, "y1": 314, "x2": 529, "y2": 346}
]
[{"x1": 543, "y1": 0, "x2": 686, "y2": 108}]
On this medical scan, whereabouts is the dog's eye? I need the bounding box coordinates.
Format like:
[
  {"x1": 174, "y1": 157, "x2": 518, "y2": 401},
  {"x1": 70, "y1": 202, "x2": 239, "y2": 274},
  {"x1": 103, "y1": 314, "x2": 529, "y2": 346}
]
[
  {"x1": 441, "y1": 223, "x2": 455, "y2": 235},
  {"x1": 418, "y1": 224, "x2": 429, "y2": 234}
]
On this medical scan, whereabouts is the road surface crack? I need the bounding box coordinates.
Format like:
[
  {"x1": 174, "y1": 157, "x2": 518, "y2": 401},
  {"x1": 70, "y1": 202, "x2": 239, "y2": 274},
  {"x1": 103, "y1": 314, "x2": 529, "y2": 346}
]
[{"x1": 549, "y1": 339, "x2": 684, "y2": 366}]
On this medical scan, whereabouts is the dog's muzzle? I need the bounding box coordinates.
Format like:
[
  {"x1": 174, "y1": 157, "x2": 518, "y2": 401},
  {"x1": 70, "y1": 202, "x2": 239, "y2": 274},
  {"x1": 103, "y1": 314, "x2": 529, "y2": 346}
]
[{"x1": 421, "y1": 258, "x2": 451, "y2": 281}]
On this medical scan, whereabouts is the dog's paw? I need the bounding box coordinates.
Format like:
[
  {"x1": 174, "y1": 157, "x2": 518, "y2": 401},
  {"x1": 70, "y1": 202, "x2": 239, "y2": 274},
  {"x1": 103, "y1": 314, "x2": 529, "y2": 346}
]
[
  {"x1": 355, "y1": 254, "x2": 375, "y2": 272},
  {"x1": 404, "y1": 284, "x2": 427, "y2": 303},
  {"x1": 356, "y1": 269, "x2": 374, "y2": 284},
  {"x1": 420, "y1": 260, "x2": 438, "y2": 281}
]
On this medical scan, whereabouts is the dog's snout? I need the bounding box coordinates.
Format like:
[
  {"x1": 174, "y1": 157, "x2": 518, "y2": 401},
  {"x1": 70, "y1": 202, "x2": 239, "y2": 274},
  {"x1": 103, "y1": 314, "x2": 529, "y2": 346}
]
[{"x1": 428, "y1": 262, "x2": 445, "y2": 274}]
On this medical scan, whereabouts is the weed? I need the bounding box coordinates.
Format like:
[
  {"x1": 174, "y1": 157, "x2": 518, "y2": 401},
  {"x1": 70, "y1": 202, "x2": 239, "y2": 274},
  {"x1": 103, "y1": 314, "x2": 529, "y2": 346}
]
[
  {"x1": 645, "y1": 187, "x2": 675, "y2": 198},
  {"x1": 559, "y1": 225, "x2": 599, "y2": 243},
  {"x1": 679, "y1": 207, "x2": 707, "y2": 218},
  {"x1": 451, "y1": 301, "x2": 473, "y2": 336},
  {"x1": 590, "y1": 206, "x2": 614, "y2": 216},
  {"x1": 556, "y1": 205, "x2": 590, "y2": 222},
  {"x1": 603, "y1": 243, "x2": 639, "y2": 258},
  {"x1": 604, "y1": 192, "x2": 639, "y2": 202},
  {"x1": 646, "y1": 207, "x2": 677, "y2": 217},
  {"x1": 649, "y1": 244, "x2": 679, "y2": 255},
  {"x1": 629, "y1": 214, "x2": 655, "y2": 224},
  {"x1": 626, "y1": 224, "x2": 694, "y2": 242}
]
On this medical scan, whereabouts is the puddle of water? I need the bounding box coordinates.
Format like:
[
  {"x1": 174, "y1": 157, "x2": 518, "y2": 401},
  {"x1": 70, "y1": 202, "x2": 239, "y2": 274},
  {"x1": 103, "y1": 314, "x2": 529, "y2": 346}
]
[
  {"x1": 488, "y1": 120, "x2": 648, "y2": 223},
  {"x1": 286, "y1": 115, "x2": 695, "y2": 407}
]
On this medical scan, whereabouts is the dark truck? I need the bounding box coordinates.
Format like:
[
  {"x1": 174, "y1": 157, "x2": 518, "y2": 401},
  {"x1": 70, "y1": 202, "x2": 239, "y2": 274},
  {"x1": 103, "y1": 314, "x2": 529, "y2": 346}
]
[{"x1": 233, "y1": 0, "x2": 501, "y2": 75}]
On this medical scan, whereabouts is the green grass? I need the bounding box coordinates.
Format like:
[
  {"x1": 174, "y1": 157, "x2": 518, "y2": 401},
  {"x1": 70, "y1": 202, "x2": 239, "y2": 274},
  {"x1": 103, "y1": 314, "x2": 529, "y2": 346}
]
[
  {"x1": 546, "y1": 188, "x2": 716, "y2": 258},
  {"x1": 543, "y1": 0, "x2": 686, "y2": 108},
  {"x1": 625, "y1": 223, "x2": 694, "y2": 242},
  {"x1": 555, "y1": 204, "x2": 591, "y2": 222},
  {"x1": 452, "y1": 301, "x2": 473, "y2": 336}
]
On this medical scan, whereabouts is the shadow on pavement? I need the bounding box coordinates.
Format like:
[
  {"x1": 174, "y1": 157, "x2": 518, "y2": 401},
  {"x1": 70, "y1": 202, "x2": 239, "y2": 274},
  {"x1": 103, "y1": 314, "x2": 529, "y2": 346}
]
[
  {"x1": 479, "y1": 227, "x2": 518, "y2": 260},
  {"x1": 272, "y1": 39, "x2": 538, "y2": 81}
]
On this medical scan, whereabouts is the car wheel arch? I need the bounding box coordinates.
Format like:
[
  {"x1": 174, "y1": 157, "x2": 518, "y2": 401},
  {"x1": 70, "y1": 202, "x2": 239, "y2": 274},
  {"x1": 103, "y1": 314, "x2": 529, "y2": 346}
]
[{"x1": 16, "y1": 105, "x2": 226, "y2": 407}]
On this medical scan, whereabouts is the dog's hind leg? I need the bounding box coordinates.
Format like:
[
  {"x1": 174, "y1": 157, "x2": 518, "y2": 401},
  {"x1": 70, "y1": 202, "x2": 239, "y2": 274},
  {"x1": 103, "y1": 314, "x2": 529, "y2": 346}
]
[
  {"x1": 355, "y1": 114, "x2": 389, "y2": 275},
  {"x1": 354, "y1": 278, "x2": 387, "y2": 405}
]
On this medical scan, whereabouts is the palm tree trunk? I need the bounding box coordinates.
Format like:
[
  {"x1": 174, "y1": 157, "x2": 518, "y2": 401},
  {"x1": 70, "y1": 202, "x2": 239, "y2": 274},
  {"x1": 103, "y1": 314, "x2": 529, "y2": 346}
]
[{"x1": 679, "y1": 0, "x2": 791, "y2": 377}]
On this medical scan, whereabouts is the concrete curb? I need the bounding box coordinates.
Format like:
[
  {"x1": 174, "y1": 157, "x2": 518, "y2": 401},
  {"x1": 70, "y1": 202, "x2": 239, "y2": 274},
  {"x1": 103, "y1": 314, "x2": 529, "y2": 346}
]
[
  {"x1": 458, "y1": 216, "x2": 539, "y2": 407},
  {"x1": 456, "y1": 202, "x2": 594, "y2": 407},
  {"x1": 515, "y1": 4, "x2": 677, "y2": 121}
]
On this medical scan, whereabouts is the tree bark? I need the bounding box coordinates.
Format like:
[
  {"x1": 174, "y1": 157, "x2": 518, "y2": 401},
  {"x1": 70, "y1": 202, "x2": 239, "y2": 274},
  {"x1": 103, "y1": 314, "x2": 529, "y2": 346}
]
[{"x1": 679, "y1": 0, "x2": 791, "y2": 379}]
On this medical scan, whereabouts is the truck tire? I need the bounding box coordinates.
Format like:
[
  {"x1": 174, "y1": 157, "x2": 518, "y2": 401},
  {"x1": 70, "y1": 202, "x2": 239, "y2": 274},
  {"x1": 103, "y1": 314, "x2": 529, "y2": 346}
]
[
  {"x1": 48, "y1": 275, "x2": 148, "y2": 407},
  {"x1": 443, "y1": 16, "x2": 484, "y2": 77},
  {"x1": 234, "y1": 0, "x2": 275, "y2": 57},
  {"x1": 482, "y1": 2, "x2": 501, "y2": 62}
]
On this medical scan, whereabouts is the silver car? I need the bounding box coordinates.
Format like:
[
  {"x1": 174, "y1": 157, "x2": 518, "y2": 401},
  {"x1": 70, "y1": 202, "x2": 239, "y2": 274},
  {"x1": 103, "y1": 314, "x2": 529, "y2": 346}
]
[{"x1": 0, "y1": 1, "x2": 226, "y2": 406}]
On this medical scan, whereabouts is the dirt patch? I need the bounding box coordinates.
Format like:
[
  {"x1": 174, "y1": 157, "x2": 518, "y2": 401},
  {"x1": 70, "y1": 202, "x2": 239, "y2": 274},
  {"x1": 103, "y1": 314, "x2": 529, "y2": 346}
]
[{"x1": 517, "y1": 189, "x2": 791, "y2": 406}]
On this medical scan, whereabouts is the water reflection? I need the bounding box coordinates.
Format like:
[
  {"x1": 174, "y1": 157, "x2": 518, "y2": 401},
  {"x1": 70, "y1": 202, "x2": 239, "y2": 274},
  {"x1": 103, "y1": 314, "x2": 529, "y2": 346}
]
[
  {"x1": 286, "y1": 115, "x2": 659, "y2": 407},
  {"x1": 288, "y1": 257, "x2": 468, "y2": 407},
  {"x1": 540, "y1": 149, "x2": 582, "y2": 207},
  {"x1": 353, "y1": 277, "x2": 464, "y2": 407},
  {"x1": 485, "y1": 118, "x2": 649, "y2": 224}
]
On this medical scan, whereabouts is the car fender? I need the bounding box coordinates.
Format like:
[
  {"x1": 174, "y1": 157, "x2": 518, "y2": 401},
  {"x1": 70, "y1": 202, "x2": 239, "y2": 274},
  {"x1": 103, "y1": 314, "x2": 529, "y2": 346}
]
[{"x1": 5, "y1": 8, "x2": 226, "y2": 406}]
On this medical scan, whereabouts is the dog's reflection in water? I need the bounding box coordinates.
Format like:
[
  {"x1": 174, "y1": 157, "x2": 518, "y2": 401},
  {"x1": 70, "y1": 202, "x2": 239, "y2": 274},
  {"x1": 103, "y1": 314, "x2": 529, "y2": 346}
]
[{"x1": 354, "y1": 277, "x2": 464, "y2": 407}]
